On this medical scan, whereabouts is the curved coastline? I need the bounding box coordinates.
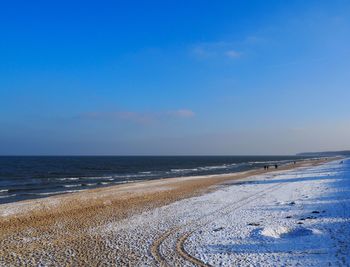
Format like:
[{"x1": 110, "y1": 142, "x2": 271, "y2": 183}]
[
  {"x1": 0, "y1": 157, "x2": 333, "y2": 220},
  {"x1": 0, "y1": 157, "x2": 338, "y2": 265}
]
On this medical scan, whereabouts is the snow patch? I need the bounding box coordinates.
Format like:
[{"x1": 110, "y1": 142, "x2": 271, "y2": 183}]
[{"x1": 260, "y1": 226, "x2": 321, "y2": 239}]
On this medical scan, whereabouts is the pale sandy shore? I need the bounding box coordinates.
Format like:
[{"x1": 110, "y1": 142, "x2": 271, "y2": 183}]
[{"x1": 0, "y1": 158, "x2": 334, "y2": 265}]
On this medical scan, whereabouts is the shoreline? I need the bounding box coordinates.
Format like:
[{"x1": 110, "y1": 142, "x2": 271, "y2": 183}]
[
  {"x1": 0, "y1": 157, "x2": 339, "y2": 265},
  {"x1": 0, "y1": 157, "x2": 333, "y2": 221},
  {"x1": 0, "y1": 156, "x2": 312, "y2": 206}
]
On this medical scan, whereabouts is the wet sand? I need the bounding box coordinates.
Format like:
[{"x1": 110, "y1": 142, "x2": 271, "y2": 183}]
[{"x1": 0, "y1": 158, "x2": 333, "y2": 265}]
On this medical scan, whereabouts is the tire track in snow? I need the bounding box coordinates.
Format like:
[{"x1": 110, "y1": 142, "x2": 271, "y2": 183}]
[{"x1": 151, "y1": 181, "x2": 287, "y2": 266}]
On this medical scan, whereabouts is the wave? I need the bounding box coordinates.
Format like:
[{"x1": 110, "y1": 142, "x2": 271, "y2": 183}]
[
  {"x1": 112, "y1": 173, "x2": 155, "y2": 179},
  {"x1": 0, "y1": 194, "x2": 15, "y2": 199},
  {"x1": 57, "y1": 177, "x2": 80, "y2": 181},
  {"x1": 169, "y1": 163, "x2": 240, "y2": 173},
  {"x1": 31, "y1": 192, "x2": 61, "y2": 196},
  {"x1": 170, "y1": 168, "x2": 198, "y2": 173},
  {"x1": 198, "y1": 164, "x2": 238, "y2": 171},
  {"x1": 56, "y1": 176, "x2": 114, "y2": 181},
  {"x1": 82, "y1": 176, "x2": 113, "y2": 180},
  {"x1": 63, "y1": 184, "x2": 82, "y2": 188},
  {"x1": 34, "y1": 189, "x2": 85, "y2": 196},
  {"x1": 248, "y1": 159, "x2": 292, "y2": 164}
]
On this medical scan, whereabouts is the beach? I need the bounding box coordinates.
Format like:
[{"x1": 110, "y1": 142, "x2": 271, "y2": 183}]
[
  {"x1": 1, "y1": 157, "x2": 349, "y2": 266},
  {"x1": 3, "y1": 1, "x2": 349, "y2": 265}
]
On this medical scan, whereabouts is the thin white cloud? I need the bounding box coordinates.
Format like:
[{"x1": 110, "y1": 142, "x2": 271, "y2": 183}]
[
  {"x1": 191, "y1": 34, "x2": 266, "y2": 60},
  {"x1": 192, "y1": 46, "x2": 213, "y2": 58},
  {"x1": 168, "y1": 109, "x2": 195, "y2": 118},
  {"x1": 225, "y1": 50, "x2": 242, "y2": 58},
  {"x1": 243, "y1": 35, "x2": 266, "y2": 44},
  {"x1": 192, "y1": 41, "x2": 242, "y2": 60},
  {"x1": 79, "y1": 109, "x2": 195, "y2": 125},
  {"x1": 79, "y1": 111, "x2": 154, "y2": 125}
]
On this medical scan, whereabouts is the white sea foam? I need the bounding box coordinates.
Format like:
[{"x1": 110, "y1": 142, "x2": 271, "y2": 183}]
[
  {"x1": 170, "y1": 168, "x2": 198, "y2": 173},
  {"x1": 57, "y1": 177, "x2": 80, "y2": 181},
  {"x1": 33, "y1": 192, "x2": 60, "y2": 196},
  {"x1": 0, "y1": 194, "x2": 14, "y2": 199},
  {"x1": 63, "y1": 184, "x2": 82, "y2": 188}
]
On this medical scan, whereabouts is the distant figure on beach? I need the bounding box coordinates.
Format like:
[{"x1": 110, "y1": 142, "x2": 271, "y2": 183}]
[
  {"x1": 294, "y1": 161, "x2": 296, "y2": 164},
  {"x1": 264, "y1": 166, "x2": 267, "y2": 170},
  {"x1": 275, "y1": 164, "x2": 278, "y2": 169},
  {"x1": 340, "y1": 161, "x2": 344, "y2": 164}
]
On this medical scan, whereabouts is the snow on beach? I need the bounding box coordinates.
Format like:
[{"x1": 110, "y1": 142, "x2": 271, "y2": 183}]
[
  {"x1": 185, "y1": 159, "x2": 350, "y2": 266},
  {"x1": 95, "y1": 159, "x2": 350, "y2": 266}
]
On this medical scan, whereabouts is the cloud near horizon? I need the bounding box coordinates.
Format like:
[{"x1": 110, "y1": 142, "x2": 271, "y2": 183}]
[
  {"x1": 167, "y1": 109, "x2": 195, "y2": 118},
  {"x1": 79, "y1": 109, "x2": 195, "y2": 125}
]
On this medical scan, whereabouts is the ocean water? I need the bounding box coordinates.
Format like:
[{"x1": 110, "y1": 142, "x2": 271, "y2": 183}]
[{"x1": 0, "y1": 156, "x2": 308, "y2": 204}]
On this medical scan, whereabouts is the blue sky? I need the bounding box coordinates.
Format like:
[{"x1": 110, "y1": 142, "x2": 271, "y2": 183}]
[{"x1": 1, "y1": 0, "x2": 350, "y2": 155}]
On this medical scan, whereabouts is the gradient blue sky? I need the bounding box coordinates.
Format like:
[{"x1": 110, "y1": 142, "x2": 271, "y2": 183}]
[{"x1": 1, "y1": 0, "x2": 350, "y2": 155}]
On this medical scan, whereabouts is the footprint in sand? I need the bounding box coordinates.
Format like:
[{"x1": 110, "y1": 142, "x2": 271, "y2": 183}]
[{"x1": 248, "y1": 222, "x2": 260, "y2": 226}]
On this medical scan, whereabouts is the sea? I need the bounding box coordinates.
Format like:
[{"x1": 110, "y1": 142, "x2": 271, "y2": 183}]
[{"x1": 0, "y1": 156, "x2": 309, "y2": 204}]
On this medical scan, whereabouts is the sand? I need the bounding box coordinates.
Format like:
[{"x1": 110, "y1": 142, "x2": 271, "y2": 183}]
[{"x1": 0, "y1": 158, "x2": 333, "y2": 265}]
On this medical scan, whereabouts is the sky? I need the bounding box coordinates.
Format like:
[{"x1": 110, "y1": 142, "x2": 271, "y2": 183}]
[{"x1": 0, "y1": 0, "x2": 350, "y2": 155}]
